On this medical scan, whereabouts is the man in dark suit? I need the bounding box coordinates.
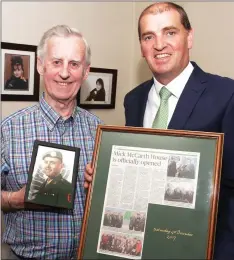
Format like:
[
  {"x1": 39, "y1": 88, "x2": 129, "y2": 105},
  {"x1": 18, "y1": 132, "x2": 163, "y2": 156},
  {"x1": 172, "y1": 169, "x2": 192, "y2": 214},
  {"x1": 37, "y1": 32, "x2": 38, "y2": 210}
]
[{"x1": 123, "y1": 2, "x2": 234, "y2": 259}]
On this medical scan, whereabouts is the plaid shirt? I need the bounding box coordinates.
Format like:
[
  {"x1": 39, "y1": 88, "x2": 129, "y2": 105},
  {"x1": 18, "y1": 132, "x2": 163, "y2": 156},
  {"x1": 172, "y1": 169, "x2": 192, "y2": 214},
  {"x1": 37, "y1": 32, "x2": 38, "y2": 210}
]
[{"x1": 1, "y1": 95, "x2": 103, "y2": 259}]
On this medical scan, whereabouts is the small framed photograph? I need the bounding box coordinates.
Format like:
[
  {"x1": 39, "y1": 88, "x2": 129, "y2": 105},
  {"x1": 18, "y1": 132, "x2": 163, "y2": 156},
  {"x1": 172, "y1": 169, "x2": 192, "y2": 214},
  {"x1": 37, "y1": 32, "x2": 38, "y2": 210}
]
[
  {"x1": 1, "y1": 42, "x2": 40, "y2": 101},
  {"x1": 77, "y1": 67, "x2": 117, "y2": 109},
  {"x1": 24, "y1": 140, "x2": 80, "y2": 209}
]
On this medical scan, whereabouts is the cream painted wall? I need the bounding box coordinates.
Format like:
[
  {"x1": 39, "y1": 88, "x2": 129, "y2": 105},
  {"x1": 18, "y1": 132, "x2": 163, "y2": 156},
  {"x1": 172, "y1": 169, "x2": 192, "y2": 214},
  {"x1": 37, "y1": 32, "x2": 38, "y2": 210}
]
[
  {"x1": 186, "y1": 2, "x2": 234, "y2": 79},
  {"x1": 2, "y1": 2, "x2": 234, "y2": 123},
  {"x1": 1, "y1": 2, "x2": 135, "y2": 125}
]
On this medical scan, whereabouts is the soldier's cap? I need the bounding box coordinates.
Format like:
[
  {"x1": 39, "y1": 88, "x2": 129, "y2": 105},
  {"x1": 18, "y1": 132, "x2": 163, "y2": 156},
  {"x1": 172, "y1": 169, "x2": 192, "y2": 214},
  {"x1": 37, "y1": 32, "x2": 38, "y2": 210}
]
[{"x1": 42, "y1": 150, "x2": 63, "y2": 162}]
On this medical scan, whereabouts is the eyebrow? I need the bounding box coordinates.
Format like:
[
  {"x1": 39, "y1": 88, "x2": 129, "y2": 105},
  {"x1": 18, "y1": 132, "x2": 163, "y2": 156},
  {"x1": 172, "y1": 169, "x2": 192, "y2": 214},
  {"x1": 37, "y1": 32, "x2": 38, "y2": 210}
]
[
  {"x1": 141, "y1": 26, "x2": 179, "y2": 38},
  {"x1": 51, "y1": 57, "x2": 81, "y2": 63},
  {"x1": 162, "y1": 26, "x2": 179, "y2": 32}
]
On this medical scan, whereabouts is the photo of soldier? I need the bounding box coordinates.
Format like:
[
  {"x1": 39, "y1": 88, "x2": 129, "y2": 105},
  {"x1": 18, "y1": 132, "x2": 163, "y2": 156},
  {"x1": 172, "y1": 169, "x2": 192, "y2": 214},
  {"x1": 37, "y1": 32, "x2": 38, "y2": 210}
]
[{"x1": 27, "y1": 148, "x2": 74, "y2": 208}]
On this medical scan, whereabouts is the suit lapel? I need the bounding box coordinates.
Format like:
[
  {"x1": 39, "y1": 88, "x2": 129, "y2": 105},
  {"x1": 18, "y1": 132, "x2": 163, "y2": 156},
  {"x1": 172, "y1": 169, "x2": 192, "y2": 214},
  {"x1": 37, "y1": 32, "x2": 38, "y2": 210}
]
[{"x1": 168, "y1": 63, "x2": 208, "y2": 130}]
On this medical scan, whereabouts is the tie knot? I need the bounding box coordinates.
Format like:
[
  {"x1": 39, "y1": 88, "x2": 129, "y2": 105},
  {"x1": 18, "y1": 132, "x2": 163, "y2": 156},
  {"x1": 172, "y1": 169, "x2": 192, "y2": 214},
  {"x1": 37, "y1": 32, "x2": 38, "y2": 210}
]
[{"x1": 159, "y1": 87, "x2": 171, "y2": 100}]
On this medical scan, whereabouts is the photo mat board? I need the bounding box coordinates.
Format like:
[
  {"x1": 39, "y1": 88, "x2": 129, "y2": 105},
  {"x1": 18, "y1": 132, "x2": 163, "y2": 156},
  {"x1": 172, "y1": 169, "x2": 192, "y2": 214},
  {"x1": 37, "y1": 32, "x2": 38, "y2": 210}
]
[{"x1": 78, "y1": 126, "x2": 223, "y2": 259}]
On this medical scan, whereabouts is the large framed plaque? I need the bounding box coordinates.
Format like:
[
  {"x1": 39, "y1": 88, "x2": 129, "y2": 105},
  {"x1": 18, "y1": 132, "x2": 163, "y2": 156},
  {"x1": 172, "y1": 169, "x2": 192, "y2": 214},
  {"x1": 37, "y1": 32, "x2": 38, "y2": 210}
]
[{"x1": 78, "y1": 126, "x2": 223, "y2": 259}]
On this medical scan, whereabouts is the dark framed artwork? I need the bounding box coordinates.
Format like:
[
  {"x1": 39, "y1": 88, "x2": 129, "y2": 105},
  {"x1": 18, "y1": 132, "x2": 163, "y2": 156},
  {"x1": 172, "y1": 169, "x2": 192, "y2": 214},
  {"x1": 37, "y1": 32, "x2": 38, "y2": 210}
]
[
  {"x1": 77, "y1": 67, "x2": 117, "y2": 109},
  {"x1": 24, "y1": 140, "x2": 80, "y2": 209},
  {"x1": 78, "y1": 126, "x2": 223, "y2": 260},
  {"x1": 1, "y1": 42, "x2": 40, "y2": 101}
]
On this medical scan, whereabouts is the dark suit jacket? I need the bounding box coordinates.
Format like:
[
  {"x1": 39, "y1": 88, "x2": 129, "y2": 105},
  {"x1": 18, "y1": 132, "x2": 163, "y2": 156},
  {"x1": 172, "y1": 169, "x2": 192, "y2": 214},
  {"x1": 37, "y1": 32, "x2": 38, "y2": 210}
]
[{"x1": 124, "y1": 62, "x2": 234, "y2": 259}]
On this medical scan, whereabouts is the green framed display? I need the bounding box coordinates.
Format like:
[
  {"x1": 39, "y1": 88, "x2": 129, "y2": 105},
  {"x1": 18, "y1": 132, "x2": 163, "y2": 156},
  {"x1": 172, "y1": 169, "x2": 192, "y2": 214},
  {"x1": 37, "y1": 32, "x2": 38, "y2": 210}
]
[{"x1": 78, "y1": 126, "x2": 223, "y2": 260}]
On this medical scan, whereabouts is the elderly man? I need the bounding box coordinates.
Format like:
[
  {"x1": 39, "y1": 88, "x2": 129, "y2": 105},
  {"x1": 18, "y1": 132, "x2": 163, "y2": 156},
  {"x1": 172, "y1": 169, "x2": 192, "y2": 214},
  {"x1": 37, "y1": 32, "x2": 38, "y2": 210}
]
[{"x1": 1, "y1": 25, "x2": 102, "y2": 259}]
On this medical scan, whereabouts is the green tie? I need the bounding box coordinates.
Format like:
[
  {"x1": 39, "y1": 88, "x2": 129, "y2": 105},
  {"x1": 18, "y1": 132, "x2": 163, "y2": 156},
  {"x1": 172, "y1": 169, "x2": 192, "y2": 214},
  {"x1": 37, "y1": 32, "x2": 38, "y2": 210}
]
[{"x1": 152, "y1": 87, "x2": 172, "y2": 129}]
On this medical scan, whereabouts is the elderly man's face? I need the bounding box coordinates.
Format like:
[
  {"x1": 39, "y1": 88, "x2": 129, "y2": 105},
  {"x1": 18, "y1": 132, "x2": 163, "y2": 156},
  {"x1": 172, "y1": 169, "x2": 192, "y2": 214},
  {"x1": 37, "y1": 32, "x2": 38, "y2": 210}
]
[
  {"x1": 37, "y1": 35, "x2": 89, "y2": 103},
  {"x1": 42, "y1": 157, "x2": 63, "y2": 179}
]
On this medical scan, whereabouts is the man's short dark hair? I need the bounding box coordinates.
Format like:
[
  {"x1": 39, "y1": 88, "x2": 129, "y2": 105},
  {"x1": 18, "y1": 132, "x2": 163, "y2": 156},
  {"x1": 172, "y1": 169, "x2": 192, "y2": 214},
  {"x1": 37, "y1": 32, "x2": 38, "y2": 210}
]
[{"x1": 138, "y1": 2, "x2": 192, "y2": 39}]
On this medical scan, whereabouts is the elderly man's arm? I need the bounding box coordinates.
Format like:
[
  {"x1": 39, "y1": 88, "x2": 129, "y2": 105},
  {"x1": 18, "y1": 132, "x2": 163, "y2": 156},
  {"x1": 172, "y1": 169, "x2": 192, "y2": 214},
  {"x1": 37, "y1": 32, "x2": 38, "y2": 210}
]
[
  {"x1": 1, "y1": 188, "x2": 26, "y2": 211},
  {"x1": 1, "y1": 126, "x2": 26, "y2": 211}
]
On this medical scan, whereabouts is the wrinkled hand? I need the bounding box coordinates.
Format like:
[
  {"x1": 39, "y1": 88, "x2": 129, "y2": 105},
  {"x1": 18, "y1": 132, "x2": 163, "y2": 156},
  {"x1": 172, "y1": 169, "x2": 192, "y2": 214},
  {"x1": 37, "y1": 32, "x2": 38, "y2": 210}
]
[
  {"x1": 84, "y1": 163, "x2": 94, "y2": 189},
  {"x1": 10, "y1": 186, "x2": 26, "y2": 209}
]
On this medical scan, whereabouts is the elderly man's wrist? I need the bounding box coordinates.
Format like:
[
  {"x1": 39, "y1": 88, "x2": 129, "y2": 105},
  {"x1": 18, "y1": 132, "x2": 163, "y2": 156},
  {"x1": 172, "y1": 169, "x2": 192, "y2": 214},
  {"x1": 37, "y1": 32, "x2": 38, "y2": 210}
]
[{"x1": 7, "y1": 191, "x2": 13, "y2": 208}]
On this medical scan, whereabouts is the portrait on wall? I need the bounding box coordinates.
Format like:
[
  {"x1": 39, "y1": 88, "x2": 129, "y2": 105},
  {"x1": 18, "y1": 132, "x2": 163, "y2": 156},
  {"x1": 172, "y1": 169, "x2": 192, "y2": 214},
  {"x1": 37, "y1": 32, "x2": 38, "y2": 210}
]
[
  {"x1": 24, "y1": 140, "x2": 80, "y2": 209},
  {"x1": 1, "y1": 42, "x2": 40, "y2": 101},
  {"x1": 77, "y1": 67, "x2": 117, "y2": 109}
]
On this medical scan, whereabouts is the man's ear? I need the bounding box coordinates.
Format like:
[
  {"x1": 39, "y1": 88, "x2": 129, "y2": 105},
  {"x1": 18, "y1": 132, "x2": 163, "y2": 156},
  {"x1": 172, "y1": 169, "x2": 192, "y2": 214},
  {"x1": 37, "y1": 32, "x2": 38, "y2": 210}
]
[
  {"x1": 37, "y1": 57, "x2": 44, "y2": 75},
  {"x1": 187, "y1": 28, "x2": 194, "y2": 50}
]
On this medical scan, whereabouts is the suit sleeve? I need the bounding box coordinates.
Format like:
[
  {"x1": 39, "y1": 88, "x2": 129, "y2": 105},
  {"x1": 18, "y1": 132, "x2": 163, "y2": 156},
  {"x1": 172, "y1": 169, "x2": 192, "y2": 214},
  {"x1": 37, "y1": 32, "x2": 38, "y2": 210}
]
[{"x1": 221, "y1": 92, "x2": 234, "y2": 185}]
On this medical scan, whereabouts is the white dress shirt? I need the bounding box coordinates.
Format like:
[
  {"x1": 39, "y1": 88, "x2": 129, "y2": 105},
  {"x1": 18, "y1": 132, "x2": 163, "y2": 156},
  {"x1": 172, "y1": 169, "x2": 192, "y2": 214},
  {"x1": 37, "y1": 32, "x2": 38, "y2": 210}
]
[{"x1": 143, "y1": 62, "x2": 194, "y2": 128}]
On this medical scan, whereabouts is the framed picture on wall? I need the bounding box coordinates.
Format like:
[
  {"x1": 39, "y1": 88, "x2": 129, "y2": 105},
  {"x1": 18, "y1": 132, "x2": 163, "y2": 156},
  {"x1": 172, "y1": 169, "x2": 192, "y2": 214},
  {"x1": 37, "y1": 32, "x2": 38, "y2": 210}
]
[
  {"x1": 1, "y1": 42, "x2": 40, "y2": 101},
  {"x1": 77, "y1": 67, "x2": 117, "y2": 109}
]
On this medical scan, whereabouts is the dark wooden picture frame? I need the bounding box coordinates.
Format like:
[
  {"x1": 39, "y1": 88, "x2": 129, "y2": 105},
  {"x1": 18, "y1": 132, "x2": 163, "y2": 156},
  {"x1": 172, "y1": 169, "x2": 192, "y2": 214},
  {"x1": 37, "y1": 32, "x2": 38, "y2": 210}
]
[
  {"x1": 78, "y1": 126, "x2": 223, "y2": 260},
  {"x1": 1, "y1": 42, "x2": 40, "y2": 101},
  {"x1": 77, "y1": 67, "x2": 117, "y2": 109},
  {"x1": 24, "y1": 140, "x2": 80, "y2": 209}
]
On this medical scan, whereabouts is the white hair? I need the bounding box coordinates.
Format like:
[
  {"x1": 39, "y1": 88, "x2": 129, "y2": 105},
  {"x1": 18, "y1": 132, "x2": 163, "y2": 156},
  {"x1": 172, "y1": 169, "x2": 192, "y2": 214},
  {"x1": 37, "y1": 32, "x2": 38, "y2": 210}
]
[{"x1": 37, "y1": 25, "x2": 91, "y2": 65}]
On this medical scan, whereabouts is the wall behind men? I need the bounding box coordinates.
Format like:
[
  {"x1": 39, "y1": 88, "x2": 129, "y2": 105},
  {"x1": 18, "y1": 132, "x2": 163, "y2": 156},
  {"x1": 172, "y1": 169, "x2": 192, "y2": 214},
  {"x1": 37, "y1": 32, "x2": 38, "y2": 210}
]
[
  {"x1": 1, "y1": 1, "x2": 135, "y2": 125},
  {"x1": 1, "y1": 2, "x2": 234, "y2": 125}
]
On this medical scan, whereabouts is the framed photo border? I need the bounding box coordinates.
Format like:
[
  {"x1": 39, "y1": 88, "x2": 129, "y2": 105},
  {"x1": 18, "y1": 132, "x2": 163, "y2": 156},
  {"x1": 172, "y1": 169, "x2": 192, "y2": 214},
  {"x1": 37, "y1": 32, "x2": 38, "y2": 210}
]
[
  {"x1": 78, "y1": 126, "x2": 224, "y2": 260},
  {"x1": 1, "y1": 42, "x2": 40, "y2": 102},
  {"x1": 24, "y1": 140, "x2": 80, "y2": 209},
  {"x1": 77, "y1": 67, "x2": 117, "y2": 109}
]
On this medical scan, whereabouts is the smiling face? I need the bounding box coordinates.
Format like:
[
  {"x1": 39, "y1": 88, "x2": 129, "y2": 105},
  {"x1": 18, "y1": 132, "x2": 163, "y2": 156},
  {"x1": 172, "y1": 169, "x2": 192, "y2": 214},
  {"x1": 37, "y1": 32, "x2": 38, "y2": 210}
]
[
  {"x1": 42, "y1": 157, "x2": 63, "y2": 179},
  {"x1": 139, "y1": 5, "x2": 193, "y2": 85},
  {"x1": 37, "y1": 35, "x2": 90, "y2": 104}
]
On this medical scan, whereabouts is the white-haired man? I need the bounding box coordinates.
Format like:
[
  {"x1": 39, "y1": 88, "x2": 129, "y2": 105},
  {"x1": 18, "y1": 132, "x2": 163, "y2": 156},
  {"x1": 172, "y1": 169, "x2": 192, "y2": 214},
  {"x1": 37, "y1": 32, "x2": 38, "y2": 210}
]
[{"x1": 1, "y1": 25, "x2": 103, "y2": 259}]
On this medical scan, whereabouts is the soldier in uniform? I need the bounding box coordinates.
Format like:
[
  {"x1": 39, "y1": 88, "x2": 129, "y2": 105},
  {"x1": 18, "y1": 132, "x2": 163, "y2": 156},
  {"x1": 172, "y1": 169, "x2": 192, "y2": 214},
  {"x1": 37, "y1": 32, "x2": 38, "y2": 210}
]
[{"x1": 28, "y1": 150, "x2": 72, "y2": 208}]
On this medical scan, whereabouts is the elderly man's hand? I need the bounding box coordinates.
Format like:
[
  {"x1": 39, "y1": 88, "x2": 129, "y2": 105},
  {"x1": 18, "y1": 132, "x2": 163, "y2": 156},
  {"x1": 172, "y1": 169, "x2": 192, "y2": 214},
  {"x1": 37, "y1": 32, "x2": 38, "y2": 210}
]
[
  {"x1": 10, "y1": 186, "x2": 26, "y2": 209},
  {"x1": 84, "y1": 163, "x2": 94, "y2": 189}
]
